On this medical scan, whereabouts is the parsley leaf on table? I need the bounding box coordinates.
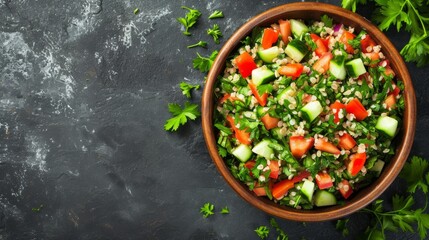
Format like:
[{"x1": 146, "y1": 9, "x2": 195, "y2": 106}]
[
  {"x1": 400, "y1": 156, "x2": 429, "y2": 193},
  {"x1": 209, "y1": 10, "x2": 224, "y2": 19},
  {"x1": 200, "y1": 202, "x2": 215, "y2": 218},
  {"x1": 164, "y1": 102, "x2": 200, "y2": 132},
  {"x1": 177, "y1": 6, "x2": 201, "y2": 36},
  {"x1": 179, "y1": 82, "x2": 200, "y2": 98},
  {"x1": 207, "y1": 24, "x2": 223, "y2": 44},
  {"x1": 193, "y1": 50, "x2": 219, "y2": 73},
  {"x1": 187, "y1": 40, "x2": 208, "y2": 49},
  {"x1": 254, "y1": 226, "x2": 270, "y2": 239},
  {"x1": 270, "y1": 218, "x2": 289, "y2": 240},
  {"x1": 220, "y1": 206, "x2": 229, "y2": 214}
]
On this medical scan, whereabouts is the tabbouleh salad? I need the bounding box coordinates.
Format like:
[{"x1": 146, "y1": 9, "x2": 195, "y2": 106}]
[{"x1": 213, "y1": 16, "x2": 405, "y2": 209}]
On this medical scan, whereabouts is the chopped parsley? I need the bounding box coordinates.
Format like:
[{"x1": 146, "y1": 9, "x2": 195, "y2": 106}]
[
  {"x1": 254, "y1": 226, "x2": 270, "y2": 239},
  {"x1": 209, "y1": 10, "x2": 224, "y2": 19},
  {"x1": 207, "y1": 24, "x2": 223, "y2": 44},
  {"x1": 179, "y1": 82, "x2": 200, "y2": 98},
  {"x1": 164, "y1": 102, "x2": 200, "y2": 131},
  {"x1": 192, "y1": 50, "x2": 219, "y2": 73},
  {"x1": 200, "y1": 202, "x2": 215, "y2": 218},
  {"x1": 187, "y1": 41, "x2": 208, "y2": 49},
  {"x1": 177, "y1": 6, "x2": 201, "y2": 36}
]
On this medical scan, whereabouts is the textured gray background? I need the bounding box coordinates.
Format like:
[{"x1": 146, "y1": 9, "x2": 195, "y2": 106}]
[{"x1": 0, "y1": 0, "x2": 428, "y2": 239}]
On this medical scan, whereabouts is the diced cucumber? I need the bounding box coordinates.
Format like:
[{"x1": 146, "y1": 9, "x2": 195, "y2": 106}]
[
  {"x1": 232, "y1": 144, "x2": 252, "y2": 162},
  {"x1": 314, "y1": 190, "x2": 337, "y2": 207},
  {"x1": 243, "y1": 111, "x2": 257, "y2": 120},
  {"x1": 251, "y1": 67, "x2": 275, "y2": 86},
  {"x1": 345, "y1": 58, "x2": 367, "y2": 78},
  {"x1": 301, "y1": 180, "x2": 315, "y2": 201},
  {"x1": 257, "y1": 46, "x2": 279, "y2": 63},
  {"x1": 252, "y1": 139, "x2": 274, "y2": 160},
  {"x1": 284, "y1": 39, "x2": 309, "y2": 63},
  {"x1": 276, "y1": 86, "x2": 296, "y2": 101},
  {"x1": 300, "y1": 101, "x2": 323, "y2": 123},
  {"x1": 290, "y1": 19, "x2": 309, "y2": 38},
  {"x1": 375, "y1": 116, "x2": 398, "y2": 138},
  {"x1": 329, "y1": 56, "x2": 346, "y2": 80},
  {"x1": 271, "y1": 127, "x2": 284, "y2": 140},
  {"x1": 370, "y1": 160, "x2": 385, "y2": 176}
]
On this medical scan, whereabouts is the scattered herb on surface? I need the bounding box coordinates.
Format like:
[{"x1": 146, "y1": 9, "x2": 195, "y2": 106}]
[
  {"x1": 207, "y1": 24, "x2": 223, "y2": 44},
  {"x1": 270, "y1": 218, "x2": 289, "y2": 240},
  {"x1": 220, "y1": 206, "x2": 229, "y2": 214},
  {"x1": 32, "y1": 204, "x2": 44, "y2": 213},
  {"x1": 177, "y1": 6, "x2": 202, "y2": 36},
  {"x1": 335, "y1": 219, "x2": 350, "y2": 237},
  {"x1": 179, "y1": 82, "x2": 200, "y2": 98},
  {"x1": 342, "y1": 0, "x2": 429, "y2": 66},
  {"x1": 336, "y1": 156, "x2": 429, "y2": 239},
  {"x1": 209, "y1": 10, "x2": 224, "y2": 19},
  {"x1": 133, "y1": 8, "x2": 140, "y2": 15},
  {"x1": 255, "y1": 225, "x2": 270, "y2": 239},
  {"x1": 200, "y1": 202, "x2": 215, "y2": 218},
  {"x1": 187, "y1": 40, "x2": 208, "y2": 49},
  {"x1": 192, "y1": 50, "x2": 219, "y2": 73},
  {"x1": 164, "y1": 102, "x2": 200, "y2": 131}
]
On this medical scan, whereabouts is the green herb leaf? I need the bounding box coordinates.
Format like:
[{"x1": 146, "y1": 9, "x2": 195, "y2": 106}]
[
  {"x1": 254, "y1": 226, "x2": 270, "y2": 239},
  {"x1": 209, "y1": 10, "x2": 224, "y2": 19},
  {"x1": 177, "y1": 6, "x2": 202, "y2": 36},
  {"x1": 31, "y1": 204, "x2": 44, "y2": 213},
  {"x1": 187, "y1": 40, "x2": 208, "y2": 49},
  {"x1": 270, "y1": 218, "x2": 289, "y2": 240},
  {"x1": 321, "y1": 14, "x2": 333, "y2": 27},
  {"x1": 164, "y1": 102, "x2": 200, "y2": 131},
  {"x1": 200, "y1": 202, "x2": 215, "y2": 218},
  {"x1": 192, "y1": 50, "x2": 219, "y2": 73},
  {"x1": 399, "y1": 156, "x2": 429, "y2": 193},
  {"x1": 335, "y1": 219, "x2": 350, "y2": 237},
  {"x1": 179, "y1": 82, "x2": 200, "y2": 98},
  {"x1": 220, "y1": 206, "x2": 229, "y2": 214},
  {"x1": 207, "y1": 24, "x2": 223, "y2": 44}
]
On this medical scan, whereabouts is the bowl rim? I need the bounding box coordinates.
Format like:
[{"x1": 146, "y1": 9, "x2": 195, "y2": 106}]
[{"x1": 202, "y1": 2, "x2": 416, "y2": 221}]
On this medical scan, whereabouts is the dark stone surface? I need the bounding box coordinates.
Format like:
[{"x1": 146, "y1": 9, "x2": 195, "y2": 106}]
[{"x1": 0, "y1": 0, "x2": 427, "y2": 239}]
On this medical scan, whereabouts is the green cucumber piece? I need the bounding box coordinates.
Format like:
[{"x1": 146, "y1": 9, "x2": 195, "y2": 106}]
[
  {"x1": 300, "y1": 101, "x2": 323, "y2": 123},
  {"x1": 284, "y1": 39, "x2": 309, "y2": 63},
  {"x1": 290, "y1": 19, "x2": 309, "y2": 38},
  {"x1": 257, "y1": 46, "x2": 279, "y2": 63},
  {"x1": 345, "y1": 58, "x2": 367, "y2": 77},
  {"x1": 252, "y1": 139, "x2": 274, "y2": 160},
  {"x1": 232, "y1": 144, "x2": 252, "y2": 162},
  {"x1": 370, "y1": 160, "x2": 385, "y2": 176},
  {"x1": 329, "y1": 56, "x2": 346, "y2": 80},
  {"x1": 301, "y1": 180, "x2": 315, "y2": 201},
  {"x1": 251, "y1": 67, "x2": 275, "y2": 86},
  {"x1": 271, "y1": 127, "x2": 284, "y2": 140},
  {"x1": 276, "y1": 86, "x2": 296, "y2": 102},
  {"x1": 375, "y1": 116, "x2": 398, "y2": 138},
  {"x1": 314, "y1": 190, "x2": 337, "y2": 207}
]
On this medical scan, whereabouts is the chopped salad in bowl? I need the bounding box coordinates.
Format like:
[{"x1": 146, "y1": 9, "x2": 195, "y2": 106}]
[{"x1": 213, "y1": 15, "x2": 405, "y2": 209}]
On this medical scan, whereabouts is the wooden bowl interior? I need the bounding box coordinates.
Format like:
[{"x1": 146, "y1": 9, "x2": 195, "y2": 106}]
[{"x1": 202, "y1": 2, "x2": 416, "y2": 221}]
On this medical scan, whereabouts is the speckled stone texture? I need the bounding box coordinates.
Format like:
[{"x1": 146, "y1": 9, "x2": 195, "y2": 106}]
[{"x1": 0, "y1": 0, "x2": 428, "y2": 239}]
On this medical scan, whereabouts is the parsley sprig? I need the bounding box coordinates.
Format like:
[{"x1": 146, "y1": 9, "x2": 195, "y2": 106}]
[
  {"x1": 164, "y1": 102, "x2": 200, "y2": 131},
  {"x1": 200, "y1": 202, "x2": 215, "y2": 218},
  {"x1": 342, "y1": 0, "x2": 429, "y2": 66},
  {"x1": 193, "y1": 50, "x2": 219, "y2": 73},
  {"x1": 209, "y1": 10, "x2": 224, "y2": 19},
  {"x1": 207, "y1": 24, "x2": 223, "y2": 44},
  {"x1": 177, "y1": 6, "x2": 201, "y2": 36},
  {"x1": 187, "y1": 41, "x2": 208, "y2": 49},
  {"x1": 179, "y1": 82, "x2": 200, "y2": 98},
  {"x1": 254, "y1": 226, "x2": 270, "y2": 239}
]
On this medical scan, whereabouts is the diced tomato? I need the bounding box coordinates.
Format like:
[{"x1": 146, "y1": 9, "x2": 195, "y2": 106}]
[
  {"x1": 391, "y1": 83, "x2": 400, "y2": 96},
  {"x1": 235, "y1": 52, "x2": 257, "y2": 78},
  {"x1": 339, "y1": 179, "x2": 353, "y2": 199},
  {"x1": 244, "y1": 160, "x2": 256, "y2": 170},
  {"x1": 379, "y1": 60, "x2": 395, "y2": 77},
  {"x1": 312, "y1": 52, "x2": 333, "y2": 74},
  {"x1": 302, "y1": 94, "x2": 313, "y2": 104},
  {"x1": 330, "y1": 100, "x2": 346, "y2": 124},
  {"x1": 261, "y1": 114, "x2": 280, "y2": 130},
  {"x1": 261, "y1": 28, "x2": 279, "y2": 49},
  {"x1": 321, "y1": 37, "x2": 330, "y2": 49},
  {"x1": 248, "y1": 82, "x2": 268, "y2": 107},
  {"x1": 226, "y1": 115, "x2": 252, "y2": 145},
  {"x1": 291, "y1": 171, "x2": 311, "y2": 183},
  {"x1": 289, "y1": 136, "x2": 314, "y2": 159},
  {"x1": 339, "y1": 31, "x2": 355, "y2": 54},
  {"x1": 253, "y1": 182, "x2": 272, "y2": 196},
  {"x1": 278, "y1": 20, "x2": 291, "y2": 45},
  {"x1": 315, "y1": 171, "x2": 333, "y2": 190},
  {"x1": 338, "y1": 133, "x2": 356, "y2": 150},
  {"x1": 347, "y1": 152, "x2": 367, "y2": 176},
  {"x1": 345, "y1": 98, "x2": 368, "y2": 121},
  {"x1": 278, "y1": 63, "x2": 304, "y2": 78},
  {"x1": 269, "y1": 160, "x2": 280, "y2": 179},
  {"x1": 272, "y1": 179, "x2": 294, "y2": 200},
  {"x1": 219, "y1": 93, "x2": 241, "y2": 105},
  {"x1": 365, "y1": 52, "x2": 380, "y2": 62},
  {"x1": 310, "y1": 33, "x2": 328, "y2": 57},
  {"x1": 360, "y1": 34, "x2": 376, "y2": 53},
  {"x1": 384, "y1": 94, "x2": 396, "y2": 109},
  {"x1": 314, "y1": 138, "x2": 340, "y2": 155}
]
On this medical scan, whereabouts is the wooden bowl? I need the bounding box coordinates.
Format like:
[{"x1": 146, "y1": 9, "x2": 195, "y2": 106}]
[{"x1": 201, "y1": 2, "x2": 416, "y2": 221}]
